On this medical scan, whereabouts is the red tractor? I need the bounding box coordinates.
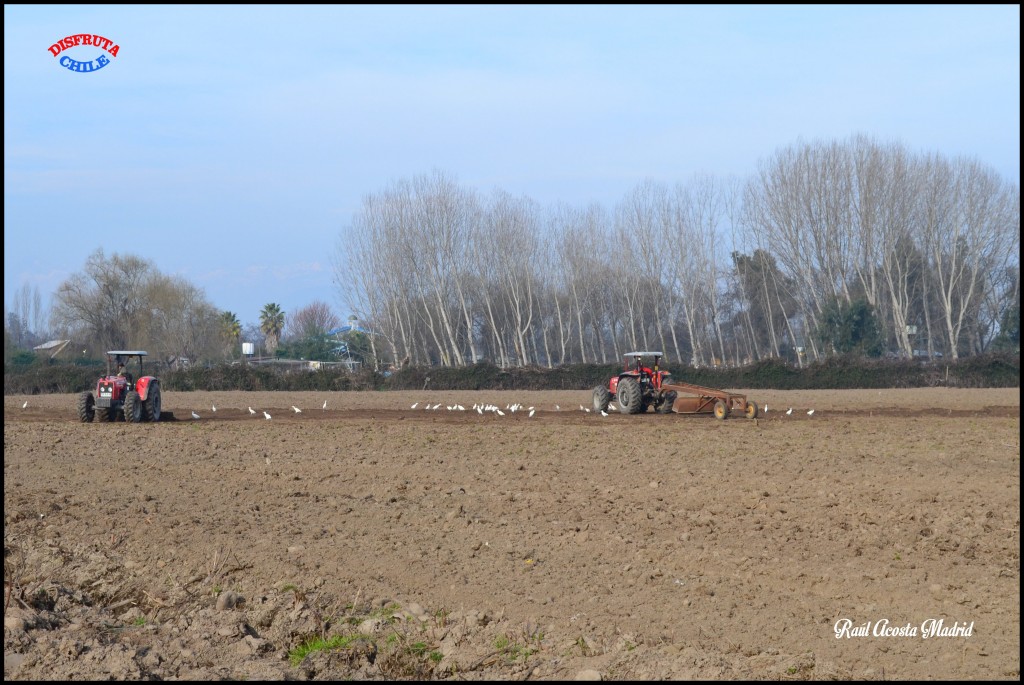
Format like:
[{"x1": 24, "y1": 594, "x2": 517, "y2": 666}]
[
  {"x1": 593, "y1": 352, "x2": 678, "y2": 414},
  {"x1": 78, "y1": 351, "x2": 162, "y2": 423}
]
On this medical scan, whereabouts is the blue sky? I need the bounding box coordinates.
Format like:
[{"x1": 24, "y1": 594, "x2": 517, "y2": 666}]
[{"x1": 4, "y1": 5, "x2": 1020, "y2": 331}]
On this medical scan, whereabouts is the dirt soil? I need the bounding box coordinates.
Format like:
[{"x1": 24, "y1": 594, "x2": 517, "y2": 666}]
[{"x1": 3, "y1": 388, "x2": 1020, "y2": 681}]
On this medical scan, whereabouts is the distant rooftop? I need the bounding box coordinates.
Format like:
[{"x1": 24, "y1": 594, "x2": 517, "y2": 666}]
[{"x1": 33, "y1": 340, "x2": 71, "y2": 351}]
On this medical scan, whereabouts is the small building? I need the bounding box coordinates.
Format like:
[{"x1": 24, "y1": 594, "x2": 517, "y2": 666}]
[{"x1": 32, "y1": 340, "x2": 75, "y2": 360}]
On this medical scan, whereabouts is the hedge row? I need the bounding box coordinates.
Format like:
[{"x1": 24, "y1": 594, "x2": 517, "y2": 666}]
[
  {"x1": 4, "y1": 353, "x2": 1018, "y2": 396},
  {"x1": 378, "y1": 354, "x2": 1020, "y2": 391}
]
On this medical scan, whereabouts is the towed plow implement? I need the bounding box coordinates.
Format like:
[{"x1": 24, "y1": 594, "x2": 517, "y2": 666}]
[{"x1": 664, "y1": 380, "x2": 758, "y2": 420}]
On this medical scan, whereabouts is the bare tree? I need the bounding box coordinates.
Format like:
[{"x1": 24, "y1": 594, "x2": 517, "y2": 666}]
[
  {"x1": 615, "y1": 180, "x2": 670, "y2": 354},
  {"x1": 6, "y1": 283, "x2": 48, "y2": 348},
  {"x1": 664, "y1": 182, "x2": 709, "y2": 365},
  {"x1": 471, "y1": 236, "x2": 510, "y2": 366},
  {"x1": 336, "y1": 146, "x2": 1016, "y2": 369},
  {"x1": 745, "y1": 138, "x2": 872, "y2": 361},
  {"x1": 288, "y1": 300, "x2": 341, "y2": 342},
  {"x1": 484, "y1": 190, "x2": 541, "y2": 366},
  {"x1": 143, "y1": 274, "x2": 222, "y2": 365},
  {"x1": 339, "y1": 191, "x2": 410, "y2": 366},
  {"x1": 553, "y1": 203, "x2": 610, "y2": 363},
  {"x1": 51, "y1": 249, "x2": 155, "y2": 352},
  {"x1": 919, "y1": 156, "x2": 1018, "y2": 358},
  {"x1": 850, "y1": 137, "x2": 919, "y2": 356}
]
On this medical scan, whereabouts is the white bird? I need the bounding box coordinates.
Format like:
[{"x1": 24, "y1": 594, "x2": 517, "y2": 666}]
[
  {"x1": 212, "y1": 404, "x2": 217, "y2": 412},
  {"x1": 496, "y1": 409, "x2": 505, "y2": 416},
  {"x1": 786, "y1": 408, "x2": 793, "y2": 415},
  {"x1": 411, "y1": 402, "x2": 419, "y2": 409},
  {"x1": 292, "y1": 405, "x2": 302, "y2": 413},
  {"x1": 528, "y1": 409, "x2": 535, "y2": 418},
  {"x1": 191, "y1": 411, "x2": 200, "y2": 420},
  {"x1": 807, "y1": 409, "x2": 815, "y2": 416},
  {"x1": 264, "y1": 411, "x2": 272, "y2": 420},
  {"x1": 763, "y1": 404, "x2": 768, "y2": 413},
  {"x1": 248, "y1": 406, "x2": 256, "y2": 415},
  {"x1": 609, "y1": 403, "x2": 618, "y2": 412},
  {"x1": 580, "y1": 404, "x2": 585, "y2": 411},
  {"x1": 555, "y1": 405, "x2": 560, "y2": 411},
  {"x1": 600, "y1": 410, "x2": 608, "y2": 417},
  {"x1": 476, "y1": 405, "x2": 483, "y2": 414},
  {"x1": 323, "y1": 400, "x2": 328, "y2": 410},
  {"x1": 22, "y1": 400, "x2": 28, "y2": 409},
  {"x1": 584, "y1": 408, "x2": 591, "y2": 413}
]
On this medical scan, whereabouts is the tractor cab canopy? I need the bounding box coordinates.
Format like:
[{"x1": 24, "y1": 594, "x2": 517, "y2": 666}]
[
  {"x1": 623, "y1": 351, "x2": 663, "y2": 367},
  {"x1": 105, "y1": 351, "x2": 148, "y2": 375},
  {"x1": 622, "y1": 352, "x2": 668, "y2": 377}
]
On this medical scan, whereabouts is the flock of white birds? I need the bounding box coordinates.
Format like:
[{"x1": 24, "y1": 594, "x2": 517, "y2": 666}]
[
  {"x1": 189, "y1": 401, "x2": 331, "y2": 420},
  {"x1": 13, "y1": 398, "x2": 820, "y2": 418},
  {"x1": 411, "y1": 401, "x2": 542, "y2": 417},
  {"x1": 59, "y1": 397, "x2": 813, "y2": 421},
  {"x1": 398, "y1": 400, "x2": 817, "y2": 419}
]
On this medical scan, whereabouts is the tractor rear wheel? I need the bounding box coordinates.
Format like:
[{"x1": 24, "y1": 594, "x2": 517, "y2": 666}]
[
  {"x1": 124, "y1": 391, "x2": 143, "y2": 423},
  {"x1": 744, "y1": 400, "x2": 758, "y2": 419},
  {"x1": 592, "y1": 385, "x2": 611, "y2": 413},
  {"x1": 713, "y1": 399, "x2": 728, "y2": 420},
  {"x1": 657, "y1": 390, "x2": 677, "y2": 414},
  {"x1": 78, "y1": 392, "x2": 95, "y2": 423},
  {"x1": 617, "y1": 377, "x2": 643, "y2": 414},
  {"x1": 143, "y1": 382, "x2": 161, "y2": 422}
]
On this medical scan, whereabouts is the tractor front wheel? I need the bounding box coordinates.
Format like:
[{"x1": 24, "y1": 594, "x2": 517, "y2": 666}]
[
  {"x1": 143, "y1": 383, "x2": 161, "y2": 422},
  {"x1": 124, "y1": 391, "x2": 143, "y2": 423},
  {"x1": 713, "y1": 399, "x2": 729, "y2": 420},
  {"x1": 592, "y1": 385, "x2": 611, "y2": 413},
  {"x1": 96, "y1": 407, "x2": 111, "y2": 422},
  {"x1": 78, "y1": 392, "x2": 95, "y2": 423},
  {"x1": 657, "y1": 390, "x2": 677, "y2": 414},
  {"x1": 617, "y1": 377, "x2": 643, "y2": 414}
]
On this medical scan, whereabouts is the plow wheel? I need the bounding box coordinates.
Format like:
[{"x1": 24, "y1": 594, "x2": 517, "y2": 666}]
[
  {"x1": 744, "y1": 400, "x2": 758, "y2": 419},
  {"x1": 616, "y1": 377, "x2": 643, "y2": 414},
  {"x1": 143, "y1": 382, "x2": 162, "y2": 422},
  {"x1": 124, "y1": 391, "x2": 142, "y2": 423},
  {"x1": 78, "y1": 392, "x2": 95, "y2": 423},
  {"x1": 592, "y1": 385, "x2": 610, "y2": 413},
  {"x1": 713, "y1": 399, "x2": 729, "y2": 420},
  {"x1": 657, "y1": 390, "x2": 677, "y2": 414}
]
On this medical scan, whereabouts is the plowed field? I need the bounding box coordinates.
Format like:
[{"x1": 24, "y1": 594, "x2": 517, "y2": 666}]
[{"x1": 4, "y1": 388, "x2": 1019, "y2": 680}]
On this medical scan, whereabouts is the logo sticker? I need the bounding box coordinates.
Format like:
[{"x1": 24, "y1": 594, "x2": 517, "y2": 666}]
[{"x1": 49, "y1": 34, "x2": 120, "y2": 73}]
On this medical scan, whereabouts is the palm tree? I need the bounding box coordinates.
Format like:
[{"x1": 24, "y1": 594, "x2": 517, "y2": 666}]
[
  {"x1": 260, "y1": 303, "x2": 285, "y2": 355},
  {"x1": 220, "y1": 311, "x2": 241, "y2": 357}
]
